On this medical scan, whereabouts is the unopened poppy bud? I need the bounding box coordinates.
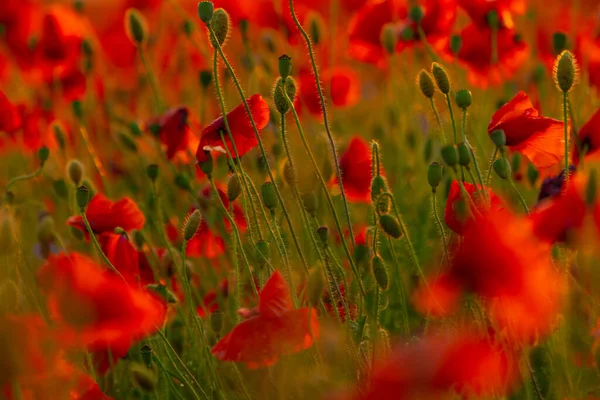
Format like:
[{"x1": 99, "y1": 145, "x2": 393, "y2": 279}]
[
  {"x1": 371, "y1": 175, "x2": 388, "y2": 202},
  {"x1": 227, "y1": 174, "x2": 241, "y2": 201},
  {"x1": 486, "y1": 10, "x2": 499, "y2": 29},
  {"x1": 511, "y1": 152, "x2": 522, "y2": 172},
  {"x1": 37, "y1": 213, "x2": 55, "y2": 244},
  {"x1": 129, "y1": 363, "x2": 157, "y2": 392},
  {"x1": 301, "y1": 192, "x2": 318, "y2": 216},
  {"x1": 210, "y1": 8, "x2": 230, "y2": 48},
  {"x1": 409, "y1": 6, "x2": 424, "y2": 24},
  {"x1": 440, "y1": 145, "x2": 458, "y2": 167},
  {"x1": 455, "y1": 89, "x2": 472, "y2": 109},
  {"x1": 308, "y1": 13, "x2": 324, "y2": 46},
  {"x1": 316, "y1": 226, "x2": 328, "y2": 246},
  {"x1": 119, "y1": 132, "x2": 138, "y2": 152},
  {"x1": 450, "y1": 34, "x2": 462, "y2": 55},
  {"x1": 372, "y1": 255, "x2": 389, "y2": 290},
  {"x1": 417, "y1": 70, "x2": 435, "y2": 98},
  {"x1": 457, "y1": 142, "x2": 471, "y2": 166},
  {"x1": 261, "y1": 182, "x2": 278, "y2": 210},
  {"x1": 283, "y1": 162, "x2": 295, "y2": 186},
  {"x1": 278, "y1": 54, "x2": 292, "y2": 80},
  {"x1": 140, "y1": 344, "x2": 153, "y2": 367},
  {"x1": 52, "y1": 121, "x2": 66, "y2": 150},
  {"x1": 490, "y1": 129, "x2": 506, "y2": 148},
  {"x1": 553, "y1": 50, "x2": 578, "y2": 93},
  {"x1": 400, "y1": 26, "x2": 415, "y2": 41},
  {"x1": 552, "y1": 32, "x2": 568, "y2": 54},
  {"x1": 379, "y1": 214, "x2": 402, "y2": 239},
  {"x1": 586, "y1": 170, "x2": 597, "y2": 206},
  {"x1": 82, "y1": 38, "x2": 93, "y2": 58},
  {"x1": 527, "y1": 163, "x2": 539, "y2": 186},
  {"x1": 197, "y1": 1, "x2": 214, "y2": 24},
  {"x1": 427, "y1": 162, "x2": 443, "y2": 191},
  {"x1": 307, "y1": 268, "x2": 325, "y2": 306},
  {"x1": 184, "y1": 210, "x2": 202, "y2": 241},
  {"x1": 125, "y1": 8, "x2": 147, "y2": 46},
  {"x1": 174, "y1": 174, "x2": 191, "y2": 191},
  {"x1": 53, "y1": 179, "x2": 68, "y2": 199},
  {"x1": 146, "y1": 164, "x2": 159, "y2": 182},
  {"x1": 129, "y1": 121, "x2": 142, "y2": 136},
  {"x1": 71, "y1": 100, "x2": 84, "y2": 120},
  {"x1": 37, "y1": 146, "x2": 50, "y2": 165},
  {"x1": 273, "y1": 76, "x2": 297, "y2": 114},
  {"x1": 198, "y1": 151, "x2": 213, "y2": 176},
  {"x1": 431, "y1": 62, "x2": 451, "y2": 94},
  {"x1": 134, "y1": 230, "x2": 145, "y2": 248},
  {"x1": 255, "y1": 240, "x2": 269, "y2": 266},
  {"x1": 493, "y1": 157, "x2": 511, "y2": 179},
  {"x1": 199, "y1": 70, "x2": 212, "y2": 89},
  {"x1": 380, "y1": 24, "x2": 397, "y2": 55},
  {"x1": 182, "y1": 19, "x2": 194, "y2": 37},
  {"x1": 76, "y1": 185, "x2": 90, "y2": 209}
]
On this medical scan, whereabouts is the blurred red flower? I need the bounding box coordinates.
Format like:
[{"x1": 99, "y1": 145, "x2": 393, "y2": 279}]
[
  {"x1": 0, "y1": 91, "x2": 22, "y2": 135},
  {"x1": 212, "y1": 270, "x2": 319, "y2": 369},
  {"x1": 444, "y1": 180, "x2": 503, "y2": 234},
  {"x1": 196, "y1": 279, "x2": 229, "y2": 318},
  {"x1": 100, "y1": 232, "x2": 142, "y2": 285},
  {"x1": 458, "y1": 0, "x2": 525, "y2": 28},
  {"x1": 147, "y1": 107, "x2": 191, "y2": 160},
  {"x1": 334, "y1": 136, "x2": 376, "y2": 203},
  {"x1": 68, "y1": 194, "x2": 146, "y2": 236},
  {"x1": 574, "y1": 108, "x2": 600, "y2": 165}
]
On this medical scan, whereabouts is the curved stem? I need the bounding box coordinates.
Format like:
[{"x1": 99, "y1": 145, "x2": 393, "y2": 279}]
[
  {"x1": 5, "y1": 165, "x2": 44, "y2": 192},
  {"x1": 509, "y1": 177, "x2": 530, "y2": 215},
  {"x1": 80, "y1": 210, "x2": 125, "y2": 281}
]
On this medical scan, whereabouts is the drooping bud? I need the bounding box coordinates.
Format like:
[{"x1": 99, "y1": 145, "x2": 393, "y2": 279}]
[
  {"x1": 125, "y1": 8, "x2": 147, "y2": 46},
  {"x1": 76, "y1": 185, "x2": 90, "y2": 209},
  {"x1": 552, "y1": 32, "x2": 568, "y2": 55},
  {"x1": 457, "y1": 142, "x2": 471, "y2": 166},
  {"x1": 278, "y1": 54, "x2": 292, "y2": 80},
  {"x1": 316, "y1": 226, "x2": 328, "y2": 247},
  {"x1": 427, "y1": 162, "x2": 443, "y2": 191},
  {"x1": 199, "y1": 70, "x2": 212, "y2": 89},
  {"x1": 440, "y1": 145, "x2": 458, "y2": 167},
  {"x1": 431, "y1": 62, "x2": 451, "y2": 94},
  {"x1": 417, "y1": 70, "x2": 435, "y2": 98},
  {"x1": 197, "y1": 1, "x2": 214, "y2": 24},
  {"x1": 409, "y1": 6, "x2": 424, "y2": 25},
  {"x1": 301, "y1": 192, "x2": 318, "y2": 216},
  {"x1": 553, "y1": 50, "x2": 578, "y2": 93},
  {"x1": 490, "y1": 129, "x2": 506, "y2": 148},
  {"x1": 380, "y1": 23, "x2": 397, "y2": 55},
  {"x1": 372, "y1": 255, "x2": 389, "y2": 290},
  {"x1": 450, "y1": 34, "x2": 462, "y2": 55},
  {"x1": 227, "y1": 174, "x2": 241, "y2": 201},
  {"x1": 146, "y1": 164, "x2": 159, "y2": 182},
  {"x1": 493, "y1": 157, "x2": 511, "y2": 179},
  {"x1": 455, "y1": 89, "x2": 472, "y2": 109},
  {"x1": 210, "y1": 8, "x2": 230, "y2": 48},
  {"x1": 273, "y1": 76, "x2": 297, "y2": 114},
  {"x1": 129, "y1": 363, "x2": 157, "y2": 392},
  {"x1": 260, "y1": 182, "x2": 278, "y2": 210},
  {"x1": 379, "y1": 214, "x2": 402, "y2": 239},
  {"x1": 183, "y1": 210, "x2": 202, "y2": 241}
]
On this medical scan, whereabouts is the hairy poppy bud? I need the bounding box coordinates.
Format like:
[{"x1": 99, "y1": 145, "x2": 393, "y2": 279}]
[
  {"x1": 184, "y1": 210, "x2": 202, "y2": 241},
  {"x1": 129, "y1": 363, "x2": 157, "y2": 392},
  {"x1": 409, "y1": 6, "x2": 424, "y2": 24},
  {"x1": 552, "y1": 32, "x2": 568, "y2": 55},
  {"x1": 278, "y1": 54, "x2": 292, "y2": 80},
  {"x1": 586, "y1": 170, "x2": 597, "y2": 206},
  {"x1": 380, "y1": 24, "x2": 397, "y2": 55},
  {"x1": 199, "y1": 70, "x2": 212, "y2": 89},
  {"x1": 379, "y1": 214, "x2": 402, "y2": 239},
  {"x1": 371, "y1": 175, "x2": 388, "y2": 202},
  {"x1": 553, "y1": 50, "x2": 578, "y2": 93},
  {"x1": 197, "y1": 1, "x2": 214, "y2": 24},
  {"x1": 490, "y1": 129, "x2": 506, "y2": 148},
  {"x1": 273, "y1": 76, "x2": 297, "y2": 114},
  {"x1": 450, "y1": 34, "x2": 462, "y2": 55},
  {"x1": 261, "y1": 182, "x2": 278, "y2": 210},
  {"x1": 441, "y1": 145, "x2": 458, "y2": 167},
  {"x1": 125, "y1": 8, "x2": 147, "y2": 46},
  {"x1": 210, "y1": 8, "x2": 230, "y2": 48},
  {"x1": 527, "y1": 163, "x2": 539, "y2": 186},
  {"x1": 307, "y1": 268, "x2": 325, "y2": 306},
  {"x1": 457, "y1": 142, "x2": 471, "y2": 166},
  {"x1": 455, "y1": 89, "x2": 472, "y2": 109},
  {"x1": 140, "y1": 345, "x2": 153, "y2": 367},
  {"x1": 301, "y1": 192, "x2": 318, "y2": 216},
  {"x1": 255, "y1": 240, "x2": 269, "y2": 267},
  {"x1": 372, "y1": 255, "x2": 389, "y2": 290},
  {"x1": 227, "y1": 174, "x2": 241, "y2": 201},
  {"x1": 431, "y1": 62, "x2": 451, "y2": 94},
  {"x1": 37, "y1": 213, "x2": 55, "y2": 244},
  {"x1": 76, "y1": 185, "x2": 90, "y2": 209},
  {"x1": 417, "y1": 70, "x2": 435, "y2": 98},
  {"x1": 316, "y1": 226, "x2": 328, "y2": 246},
  {"x1": 427, "y1": 162, "x2": 443, "y2": 191},
  {"x1": 493, "y1": 157, "x2": 511, "y2": 179},
  {"x1": 146, "y1": 164, "x2": 159, "y2": 182},
  {"x1": 119, "y1": 132, "x2": 138, "y2": 153}
]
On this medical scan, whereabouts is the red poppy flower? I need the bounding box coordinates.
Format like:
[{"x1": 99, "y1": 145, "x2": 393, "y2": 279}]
[
  {"x1": 53, "y1": 65, "x2": 87, "y2": 101},
  {"x1": 488, "y1": 91, "x2": 565, "y2": 170},
  {"x1": 37, "y1": 252, "x2": 166, "y2": 374},
  {"x1": 358, "y1": 331, "x2": 516, "y2": 399},
  {"x1": 0, "y1": 91, "x2": 21, "y2": 135},
  {"x1": 333, "y1": 136, "x2": 377, "y2": 203},
  {"x1": 147, "y1": 107, "x2": 190, "y2": 160},
  {"x1": 574, "y1": 108, "x2": 600, "y2": 165},
  {"x1": 212, "y1": 270, "x2": 319, "y2": 369},
  {"x1": 100, "y1": 232, "x2": 141, "y2": 285},
  {"x1": 198, "y1": 94, "x2": 270, "y2": 161},
  {"x1": 197, "y1": 279, "x2": 229, "y2": 318},
  {"x1": 67, "y1": 194, "x2": 145, "y2": 236},
  {"x1": 458, "y1": 0, "x2": 525, "y2": 28},
  {"x1": 444, "y1": 180, "x2": 504, "y2": 234}
]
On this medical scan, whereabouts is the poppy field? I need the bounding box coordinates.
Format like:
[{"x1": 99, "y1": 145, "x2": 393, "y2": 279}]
[{"x1": 3, "y1": 0, "x2": 600, "y2": 398}]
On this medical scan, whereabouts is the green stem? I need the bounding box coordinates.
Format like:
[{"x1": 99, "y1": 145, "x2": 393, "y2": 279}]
[
  {"x1": 4, "y1": 165, "x2": 44, "y2": 192},
  {"x1": 485, "y1": 148, "x2": 499, "y2": 187},
  {"x1": 431, "y1": 191, "x2": 450, "y2": 267},
  {"x1": 461, "y1": 110, "x2": 487, "y2": 201},
  {"x1": 429, "y1": 98, "x2": 446, "y2": 144},
  {"x1": 139, "y1": 48, "x2": 164, "y2": 112},
  {"x1": 80, "y1": 210, "x2": 126, "y2": 281},
  {"x1": 387, "y1": 236, "x2": 410, "y2": 337},
  {"x1": 230, "y1": 203, "x2": 241, "y2": 322},
  {"x1": 417, "y1": 25, "x2": 438, "y2": 62},
  {"x1": 563, "y1": 92, "x2": 570, "y2": 186},
  {"x1": 509, "y1": 177, "x2": 530, "y2": 214},
  {"x1": 445, "y1": 94, "x2": 458, "y2": 144}
]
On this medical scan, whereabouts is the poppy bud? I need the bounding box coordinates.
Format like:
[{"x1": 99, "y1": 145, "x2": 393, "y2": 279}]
[
  {"x1": 379, "y1": 214, "x2": 402, "y2": 239},
  {"x1": 380, "y1": 24, "x2": 397, "y2": 55},
  {"x1": 255, "y1": 240, "x2": 269, "y2": 266},
  {"x1": 455, "y1": 89, "x2": 472, "y2": 109},
  {"x1": 307, "y1": 268, "x2": 325, "y2": 306},
  {"x1": 273, "y1": 76, "x2": 297, "y2": 114},
  {"x1": 417, "y1": 70, "x2": 435, "y2": 98},
  {"x1": 400, "y1": 26, "x2": 415, "y2": 41},
  {"x1": 71, "y1": 100, "x2": 84, "y2": 120},
  {"x1": 553, "y1": 32, "x2": 568, "y2": 55},
  {"x1": 52, "y1": 121, "x2": 66, "y2": 150},
  {"x1": 301, "y1": 192, "x2": 318, "y2": 216},
  {"x1": 140, "y1": 344, "x2": 153, "y2": 367},
  {"x1": 283, "y1": 162, "x2": 295, "y2": 187},
  {"x1": 199, "y1": 70, "x2": 212, "y2": 89},
  {"x1": 450, "y1": 34, "x2": 462, "y2": 55},
  {"x1": 427, "y1": 162, "x2": 443, "y2": 191},
  {"x1": 371, "y1": 175, "x2": 388, "y2": 202},
  {"x1": 372, "y1": 255, "x2": 389, "y2": 290},
  {"x1": 553, "y1": 50, "x2": 578, "y2": 93},
  {"x1": 146, "y1": 164, "x2": 159, "y2": 182},
  {"x1": 210, "y1": 9, "x2": 230, "y2": 48},
  {"x1": 376, "y1": 195, "x2": 391, "y2": 215},
  {"x1": 227, "y1": 174, "x2": 241, "y2": 201},
  {"x1": 511, "y1": 152, "x2": 522, "y2": 172},
  {"x1": 198, "y1": 151, "x2": 213, "y2": 176},
  {"x1": 486, "y1": 10, "x2": 499, "y2": 29},
  {"x1": 125, "y1": 8, "x2": 147, "y2": 46},
  {"x1": 586, "y1": 170, "x2": 597, "y2": 206},
  {"x1": 134, "y1": 230, "x2": 145, "y2": 248},
  {"x1": 197, "y1": 1, "x2": 214, "y2": 24},
  {"x1": 409, "y1": 6, "x2": 424, "y2": 24},
  {"x1": 129, "y1": 121, "x2": 142, "y2": 136},
  {"x1": 129, "y1": 363, "x2": 157, "y2": 392},
  {"x1": 119, "y1": 132, "x2": 138, "y2": 153},
  {"x1": 316, "y1": 226, "x2": 328, "y2": 247},
  {"x1": 37, "y1": 213, "x2": 55, "y2": 244},
  {"x1": 82, "y1": 38, "x2": 93, "y2": 58},
  {"x1": 527, "y1": 163, "x2": 539, "y2": 186},
  {"x1": 493, "y1": 157, "x2": 511, "y2": 180},
  {"x1": 36, "y1": 146, "x2": 49, "y2": 166},
  {"x1": 260, "y1": 182, "x2": 278, "y2": 210},
  {"x1": 431, "y1": 62, "x2": 450, "y2": 94},
  {"x1": 440, "y1": 145, "x2": 458, "y2": 167},
  {"x1": 76, "y1": 185, "x2": 90, "y2": 209},
  {"x1": 184, "y1": 210, "x2": 202, "y2": 241},
  {"x1": 278, "y1": 54, "x2": 292, "y2": 80},
  {"x1": 53, "y1": 179, "x2": 68, "y2": 199},
  {"x1": 490, "y1": 129, "x2": 506, "y2": 148},
  {"x1": 457, "y1": 142, "x2": 471, "y2": 166},
  {"x1": 308, "y1": 13, "x2": 324, "y2": 46}
]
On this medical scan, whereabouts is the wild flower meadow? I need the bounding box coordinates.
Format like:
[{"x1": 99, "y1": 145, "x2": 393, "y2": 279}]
[{"x1": 1, "y1": 0, "x2": 600, "y2": 399}]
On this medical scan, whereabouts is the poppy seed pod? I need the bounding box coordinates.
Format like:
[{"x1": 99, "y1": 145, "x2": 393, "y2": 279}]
[
  {"x1": 552, "y1": 32, "x2": 568, "y2": 55},
  {"x1": 409, "y1": 6, "x2": 424, "y2": 24},
  {"x1": 67, "y1": 160, "x2": 84, "y2": 186},
  {"x1": 380, "y1": 24, "x2": 397, "y2": 55},
  {"x1": 450, "y1": 34, "x2": 462, "y2": 55},
  {"x1": 431, "y1": 62, "x2": 451, "y2": 94},
  {"x1": 125, "y1": 8, "x2": 147, "y2": 46},
  {"x1": 260, "y1": 182, "x2": 278, "y2": 210},
  {"x1": 210, "y1": 8, "x2": 230, "y2": 48},
  {"x1": 417, "y1": 70, "x2": 435, "y2": 98},
  {"x1": 440, "y1": 145, "x2": 459, "y2": 167},
  {"x1": 493, "y1": 157, "x2": 511, "y2": 179},
  {"x1": 455, "y1": 89, "x2": 472, "y2": 109},
  {"x1": 427, "y1": 162, "x2": 443, "y2": 191},
  {"x1": 227, "y1": 174, "x2": 241, "y2": 201},
  {"x1": 197, "y1": 1, "x2": 214, "y2": 24},
  {"x1": 278, "y1": 54, "x2": 292, "y2": 80},
  {"x1": 301, "y1": 192, "x2": 318, "y2": 216},
  {"x1": 457, "y1": 142, "x2": 471, "y2": 166},
  {"x1": 490, "y1": 129, "x2": 506, "y2": 148},
  {"x1": 379, "y1": 214, "x2": 402, "y2": 239},
  {"x1": 76, "y1": 185, "x2": 90, "y2": 210},
  {"x1": 273, "y1": 77, "x2": 297, "y2": 114},
  {"x1": 129, "y1": 363, "x2": 157, "y2": 392},
  {"x1": 183, "y1": 210, "x2": 202, "y2": 241},
  {"x1": 553, "y1": 50, "x2": 578, "y2": 93},
  {"x1": 372, "y1": 255, "x2": 389, "y2": 290},
  {"x1": 316, "y1": 226, "x2": 329, "y2": 246},
  {"x1": 146, "y1": 164, "x2": 159, "y2": 182}
]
